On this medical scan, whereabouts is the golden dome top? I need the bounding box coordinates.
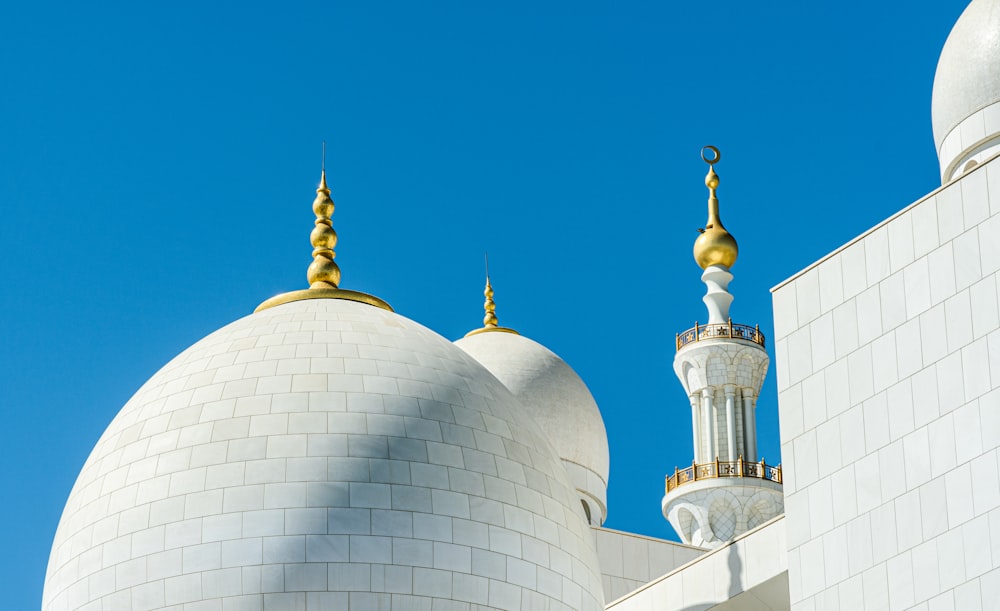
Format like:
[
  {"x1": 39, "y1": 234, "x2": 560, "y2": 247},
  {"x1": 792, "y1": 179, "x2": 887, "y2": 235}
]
[{"x1": 692, "y1": 145, "x2": 739, "y2": 269}]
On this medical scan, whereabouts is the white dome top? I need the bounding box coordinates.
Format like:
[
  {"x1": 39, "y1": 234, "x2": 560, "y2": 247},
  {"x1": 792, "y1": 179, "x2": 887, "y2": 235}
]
[
  {"x1": 454, "y1": 332, "x2": 609, "y2": 523},
  {"x1": 932, "y1": 0, "x2": 1000, "y2": 167},
  {"x1": 43, "y1": 299, "x2": 604, "y2": 611}
]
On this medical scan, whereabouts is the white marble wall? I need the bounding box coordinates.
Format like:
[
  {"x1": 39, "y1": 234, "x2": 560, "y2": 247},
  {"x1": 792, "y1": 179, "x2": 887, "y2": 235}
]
[
  {"x1": 773, "y1": 156, "x2": 1000, "y2": 610},
  {"x1": 591, "y1": 527, "x2": 706, "y2": 602},
  {"x1": 605, "y1": 516, "x2": 787, "y2": 610}
]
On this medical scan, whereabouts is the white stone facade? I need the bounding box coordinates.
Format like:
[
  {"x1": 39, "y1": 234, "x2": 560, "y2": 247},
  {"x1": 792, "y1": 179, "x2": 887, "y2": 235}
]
[
  {"x1": 591, "y1": 527, "x2": 705, "y2": 602},
  {"x1": 772, "y1": 155, "x2": 1000, "y2": 610},
  {"x1": 42, "y1": 299, "x2": 606, "y2": 611},
  {"x1": 607, "y1": 516, "x2": 789, "y2": 610}
]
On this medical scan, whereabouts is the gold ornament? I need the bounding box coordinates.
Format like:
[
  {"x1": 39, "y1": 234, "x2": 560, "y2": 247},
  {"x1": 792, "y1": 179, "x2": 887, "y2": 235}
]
[
  {"x1": 255, "y1": 147, "x2": 392, "y2": 313},
  {"x1": 464, "y1": 254, "x2": 519, "y2": 337},
  {"x1": 306, "y1": 170, "x2": 341, "y2": 288},
  {"x1": 692, "y1": 145, "x2": 739, "y2": 269}
]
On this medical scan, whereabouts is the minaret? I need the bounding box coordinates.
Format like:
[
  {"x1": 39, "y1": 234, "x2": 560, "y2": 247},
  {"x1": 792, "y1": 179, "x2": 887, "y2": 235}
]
[{"x1": 661, "y1": 146, "x2": 783, "y2": 549}]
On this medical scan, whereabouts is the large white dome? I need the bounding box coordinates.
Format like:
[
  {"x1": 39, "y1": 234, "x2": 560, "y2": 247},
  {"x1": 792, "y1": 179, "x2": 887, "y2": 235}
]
[
  {"x1": 43, "y1": 299, "x2": 605, "y2": 611},
  {"x1": 454, "y1": 331, "x2": 610, "y2": 526},
  {"x1": 932, "y1": 0, "x2": 1000, "y2": 181}
]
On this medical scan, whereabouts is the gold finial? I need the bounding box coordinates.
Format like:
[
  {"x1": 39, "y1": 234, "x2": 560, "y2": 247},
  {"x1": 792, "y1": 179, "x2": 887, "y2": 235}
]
[
  {"x1": 483, "y1": 277, "x2": 499, "y2": 327},
  {"x1": 306, "y1": 166, "x2": 341, "y2": 288},
  {"x1": 464, "y1": 253, "x2": 519, "y2": 337},
  {"x1": 483, "y1": 253, "x2": 499, "y2": 328},
  {"x1": 254, "y1": 145, "x2": 393, "y2": 313},
  {"x1": 692, "y1": 145, "x2": 739, "y2": 269}
]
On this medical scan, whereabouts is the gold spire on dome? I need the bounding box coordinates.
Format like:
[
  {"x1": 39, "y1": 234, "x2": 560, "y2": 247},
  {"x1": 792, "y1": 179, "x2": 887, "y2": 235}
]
[
  {"x1": 255, "y1": 146, "x2": 392, "y2": 313},
  {"x1": 465, "y1": 254, "x2": 519, "y2": 337},
  {"x1": 692, "y1": 145, "x2": 739, "y2": 270},
  {"x1": 483, "y1": 276, "x2": 499, "y2": 328},
  {"x1": 306, "y1": 168, "x2": 340, "y2": 288}
]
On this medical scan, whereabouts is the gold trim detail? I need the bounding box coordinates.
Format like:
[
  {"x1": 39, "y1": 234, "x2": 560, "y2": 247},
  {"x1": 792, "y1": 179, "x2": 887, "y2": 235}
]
[
  {"x1": 255, "y1": 288, "x2": 393, "y2": 313},
  {"x1": 675, "y1": 319, "x2": 765, "y2": 351},
  {"x1": 665, "y1": 457, "x2": 782, "y2": 494},
  {"x1": 464, "y1": 326, "x2": 520, "y2": 337}
]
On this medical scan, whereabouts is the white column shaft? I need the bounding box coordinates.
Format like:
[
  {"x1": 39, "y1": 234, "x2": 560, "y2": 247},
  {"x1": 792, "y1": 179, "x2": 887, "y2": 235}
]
[
  {"x1": 702, "y1": 389, "x2": 716, "y2": 460},
  {"x1": 725, "y1": 386, "x2": 736, "y2": 461},
  {"x1": 743, "y1": 390, "x2": 757, "y2": 461},
  {"x1": 701, "y1": 265, "x2": 735, "y2": 324},
  {"x1": 690, "y1": 394, "x2": 702, "y2": 462}
]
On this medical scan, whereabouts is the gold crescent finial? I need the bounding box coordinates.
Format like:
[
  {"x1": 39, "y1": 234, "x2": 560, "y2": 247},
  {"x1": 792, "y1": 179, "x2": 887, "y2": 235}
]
[{"x1": 692, "y1": 145, "x2": 738, "y2": 269}]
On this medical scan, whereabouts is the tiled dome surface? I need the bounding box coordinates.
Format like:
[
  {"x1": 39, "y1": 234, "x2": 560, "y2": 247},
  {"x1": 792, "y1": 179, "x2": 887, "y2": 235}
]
[
  {"x1": 932, "y1": 0, "x2": 1000, "y2": 148},
  {"x1": 43, "y1": 299, "x2": 604, "y2": 611},
  {"x1": 455, "y1": 332, "x2": 609, "y2": 525}
]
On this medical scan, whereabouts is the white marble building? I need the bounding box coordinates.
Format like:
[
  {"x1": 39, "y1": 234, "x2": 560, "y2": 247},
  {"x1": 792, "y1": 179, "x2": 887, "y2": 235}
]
[
  {"x1": 42, "y1": 0, "x2": 1000, "y2": 609},
  {"x1": 611, "y1": 0, "x2": 1000, "y2": 608}
]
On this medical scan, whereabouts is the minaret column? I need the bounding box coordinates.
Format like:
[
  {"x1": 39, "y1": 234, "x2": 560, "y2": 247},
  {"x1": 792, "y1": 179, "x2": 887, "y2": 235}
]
[
  {"x1": 724, "y1": 385, "x2": 737, "y2": 461},
  {"x1": 702, "y1": 266, "x2": 735, "y2": 324},
  {"x1": 690, "y1": 393, "x2": 702, "y2": 462},
  {"x1": 742, "y1": 388, "x2": 757, "y2": 461},
  {"x1": 702, "y1": 388, "x2": 716, "y2": 460}
]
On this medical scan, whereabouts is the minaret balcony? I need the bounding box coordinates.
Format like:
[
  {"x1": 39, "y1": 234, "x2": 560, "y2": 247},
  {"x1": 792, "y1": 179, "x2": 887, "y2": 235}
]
[
  {"x1": 675, "y1": 320, "x2": 765, "y2": 351},
  {"x1": 665, "y1": 458, "x2": 782, "y2": 494}
]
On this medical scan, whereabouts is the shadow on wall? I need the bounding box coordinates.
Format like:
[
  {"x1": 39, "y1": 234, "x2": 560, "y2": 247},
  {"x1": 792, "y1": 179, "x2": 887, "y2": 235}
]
[
  {"x1": 727, "y1": 541, "x2": 742, "y2": 598},
  {"x1": 672, "y1": 545, "x2": 744, "y2": 611}
]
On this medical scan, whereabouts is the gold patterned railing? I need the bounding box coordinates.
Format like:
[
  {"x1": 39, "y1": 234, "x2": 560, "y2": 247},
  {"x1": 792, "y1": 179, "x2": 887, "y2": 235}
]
[
  {"x1": 676, "y1": 320, "x2": 765, "y2": 351},
  {"x1": 665, "y1": 458, "x2": 782, "y2": 494}
]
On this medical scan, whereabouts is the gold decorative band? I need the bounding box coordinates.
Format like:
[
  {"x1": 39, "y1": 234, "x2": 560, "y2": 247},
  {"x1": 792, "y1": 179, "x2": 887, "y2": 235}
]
[
  {"x1": 665, "y1": 458, "x2": 782, "y2": 494},
  {"x1": 255, "y1": 288, "x2": 393, "y2": 313},
  {"x1": 463, "y1": 326, "x2": 520, "y2": 338},
  {"x1": 676, "y1": 320, "x2": 765, "y2": 351}
]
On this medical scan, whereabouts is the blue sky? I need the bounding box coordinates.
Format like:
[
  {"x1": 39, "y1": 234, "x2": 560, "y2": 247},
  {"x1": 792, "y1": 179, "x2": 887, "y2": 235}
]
[{"x1": 1, "y1": 0, "x2": 969, "y2": 606}]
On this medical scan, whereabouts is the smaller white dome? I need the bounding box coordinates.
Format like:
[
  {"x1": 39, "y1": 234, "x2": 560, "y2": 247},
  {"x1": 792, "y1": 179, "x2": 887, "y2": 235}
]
[
  {"x1": 455, "y1": 331, "x2": 610, "y2": 525},
  {"x1": 932, "y1": 0, "x2": 1000, "y2": 181}
]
